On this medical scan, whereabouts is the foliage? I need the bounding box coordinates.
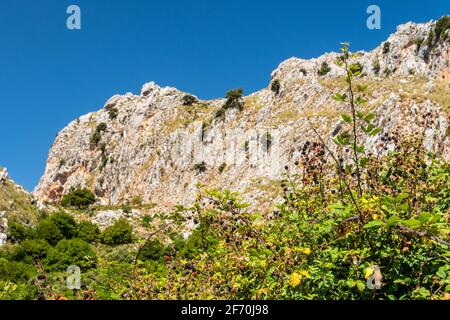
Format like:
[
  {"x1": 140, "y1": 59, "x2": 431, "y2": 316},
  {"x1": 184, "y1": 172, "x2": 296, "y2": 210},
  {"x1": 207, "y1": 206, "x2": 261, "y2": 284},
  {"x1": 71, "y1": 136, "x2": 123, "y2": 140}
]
[
  {"x1": 91, "y1": 122, "x2": 107, "y2": 145},
  {"x1": 0, "y1": 258, "x2": 36, "y2": 283},
  {"x1": 35, "y1": 219, "x2": 63, "y2": 246},
  {"x1": 434, "y1": 16, "x2": 450, "y2": 42},
  {"x1": 317, "y1": 62, "x2": 331, "y2": 76},
  {"x1": 13, "y1": 239, "x2": 50, "y2": 264},
  {"x1": 45, "y1": 238, "x2": 97, "y2": 272},
  {"x1": 101, "y1": 219, "x2": 133, "y2": 246},
  {"x1": 382, "y1": 41, "x2": 390, "y2": 54},
  {"x1": 218, "y1": 162, "x2": 227, "y2": 174},
  {"x1": 49, "y1": 211, "x2": 77, "y2": 239},
  {"x1": 7, "y1": 222, "x2": 33, "y2": 242},
  {"x1": 194, "y1": 162, "x2": 207, "y2": 174},
  {"x1": 61, "y1": 188, "x2": 96, "y2": 209},
  {"x1": 182, "y1": 94, "x2": 197, "y2": 106},
  {"x1": 105, "y1": 104, "x2": 119, "y2": 120},
  {"x1": 76, "y1": 221, "x2": 101, "y2": 243},
  {"x1": 271, "y1": 79, "x2": 281, "y2": 95}
]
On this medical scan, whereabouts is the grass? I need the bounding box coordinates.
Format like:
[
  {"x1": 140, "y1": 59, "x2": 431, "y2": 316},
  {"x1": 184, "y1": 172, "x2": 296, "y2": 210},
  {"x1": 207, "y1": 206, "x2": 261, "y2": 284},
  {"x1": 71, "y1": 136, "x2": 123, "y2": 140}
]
[{"x1": 0, "y1": 178, "x2": 39, "y2": 225}]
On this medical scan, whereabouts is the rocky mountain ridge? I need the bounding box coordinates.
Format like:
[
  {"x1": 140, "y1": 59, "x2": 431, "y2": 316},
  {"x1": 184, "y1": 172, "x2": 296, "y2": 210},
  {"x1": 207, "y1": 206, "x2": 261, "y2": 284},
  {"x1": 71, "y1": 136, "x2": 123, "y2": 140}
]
[{"x1": 33, "y1": 19, "x2": 450, "y2": 213}]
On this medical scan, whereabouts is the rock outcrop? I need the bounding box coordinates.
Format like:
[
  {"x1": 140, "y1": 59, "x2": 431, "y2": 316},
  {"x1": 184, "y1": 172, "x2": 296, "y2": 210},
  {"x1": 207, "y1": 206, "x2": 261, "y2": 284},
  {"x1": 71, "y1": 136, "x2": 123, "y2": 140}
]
[{"x1": 34, "y1": 20, "x2": 450, "y2": 212}]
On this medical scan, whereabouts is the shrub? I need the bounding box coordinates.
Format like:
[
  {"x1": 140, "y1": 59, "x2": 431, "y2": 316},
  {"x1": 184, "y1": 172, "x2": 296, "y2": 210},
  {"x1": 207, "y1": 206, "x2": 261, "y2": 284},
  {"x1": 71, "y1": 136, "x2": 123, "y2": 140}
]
[
  {"x1": 382, "y1": 41, "x2": 390, "y2": 54},
  {"x1": 76, "y1": 221, "x2": 100, "y2": 243},
  {"x1": 372, "y1": 60, "x2": 380, "y2": 75},
  {"x1": 270, "y1": 79, "x2": 281, "y2": 95},
  {"x1": 91, "y1": 122, "x2": 107, "y2": 145},
  {"x1": 13, "y1": 239, "x2": 50, "y2": 264},
  {"x1": 383, "y1": 67, "x2": 392, "y2": 77},
  {"x1": 182, "y1": 94, "x2": 197, "y2": 106},
  {"x1": 317, "y1": 62, "x2": 331, "y2": 76},
  {"x1": 223, "y1": 88, "x2": 244, "y2": 111},
  {"x1": 45, "y1": 238, "x2": 97, "y2": 272},
  {"x1": 7, "y1": 222, "x2": 33, "y2": 242},
  {"x1": 300, "y1": 68, "x2": 307, "y2": 76},
  {"x1": 101, "y1": 219, "x2": 133, "y2": 245},
  {"x1": 140, "y1": 239, "x2": 171, "y2": 261},
  {"x1": 194, "y1": 162, "x2": 207, "y2": 174},
  {"x1": 49, "y1": 211, "x2": 77, "y2": 239},
  {"x1": 35, "y1": 219, "x2": 63, "y2": 246},
  {"x1": 61, "y1": 188, "x2": 96, "y2": 209},
  {"x1": 214, "y1": 106, "x2": 226, "y2": 119},
  {"x1": 105, "y1": 104, "x2": 118, "y2": 120},
  {"x1": 435, "y1": 15, "x2": 450, "y2": 42},
  {"x1": 218, "y1": 162, "x2": 227, "y2": 173},
  {"x1": 415, "y1": 37, "x2": 424, "y2": 53},
  {"x1": 0, "y1": 258, "x2": 35, "y2": 283}
]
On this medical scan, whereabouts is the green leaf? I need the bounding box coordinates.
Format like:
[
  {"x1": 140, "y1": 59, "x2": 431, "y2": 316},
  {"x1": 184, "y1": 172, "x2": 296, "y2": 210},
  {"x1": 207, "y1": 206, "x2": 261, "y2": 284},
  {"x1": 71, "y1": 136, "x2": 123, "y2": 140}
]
[
  {"x1": 333, "y1": 93, "x2": 347, "y2": 102},
  {"x1": 369, "y1": 128, "x2": 381, "y2": 136},
  {"x1": 341, "y1": 114, "x2": 352, "y2": 123},
  {"x1": 387, "y1": 216, "x2": 401, "y2": 227},
  {"x1": 364, "y1": 220, "x2": 386, "y2": 229}
]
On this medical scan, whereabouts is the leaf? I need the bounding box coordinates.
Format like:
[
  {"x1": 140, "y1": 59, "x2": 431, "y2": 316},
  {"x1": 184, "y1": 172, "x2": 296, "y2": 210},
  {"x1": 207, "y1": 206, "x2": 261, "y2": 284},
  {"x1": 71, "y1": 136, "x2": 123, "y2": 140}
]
[
  {"x1": 356, "y1": 84, "x2": 368, "y2": 92},
  {"x1": 387, "y1": 216, "x2": 401, "y2": 227},
  {"x1": 364, "y1": 113, "x2": 375, "y2": 122},
  {"x1": 333, "y1": 93, "x2": 347, "y2": 102},
  {"x1": 369, "y1": 128, "x2": 381, "y2": 136},
  {"x1": 395, "y1": 193, "x2": 409, "y2": 202},
  {"x1": 356, "y1": 280, "x2": 366, "y2": 292},
  {"x1": 341, "y1": 114, "x2": 352, "y2": 123},
  {"x1": 364, "y1": 220, "x2": 386, "y2": 229}
]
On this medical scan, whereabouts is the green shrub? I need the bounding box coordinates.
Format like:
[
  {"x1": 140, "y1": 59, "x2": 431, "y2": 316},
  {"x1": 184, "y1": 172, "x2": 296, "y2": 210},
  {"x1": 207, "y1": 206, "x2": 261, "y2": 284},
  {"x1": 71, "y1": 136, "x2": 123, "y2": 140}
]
[
  {"x1": 91, "y1": 122, "x2": 107, "y2": 145},
  {"x1": 382, "y1": 41, "x2": 390, "y2": 54},
  {"x1": 76, "y1": 221, "x2": 100, "y2": 243},
  {"x1": 13, "y1": 239, "x2": 50, "y2": 264},
  {"x1": 101, "y1": 219, "x2": 133, "y2": 245},
  {"x1": 372, "y1": 60, "x2": 380, "y2": 75},
  {"x1": 140, "y1": 239, "x2": 170, "y2": 261},
  {"x1": 45, "y1": 238, "x2": 97, "y2": 272},
  {"x1": 194, "y1": 162, "x2": 207, "y2": 174},
  {"x1": 0, "y1": 258, "x2": 36, "y2": 283},
  {"x1": 50, "y1": 211, "x2": 77, "y2": 239},
  {"x1": 317, "y1": 62, "x2": 331, "y2": 76},
  {"x1": 61, "y1": 188, "x2": 96, "y2": 209},
  {"x1": 105, "y1": 104, "x2": 119, "y2": 120},
  {"x1": 218, "y1": 162, "x2": 227, "y2": 173},
  {"x1": 7, "y1": 222, "x2": 33, "y2": 242},
  {"x1": 435, "y1": 15, "x2": 450, "y2": 42},
  {"x1": 223, "y1": 88, "x2": 244, "y2": 111},
  {"x1": 270, "y1": 79, "x2": 281, "y2": 95},
  {"x1": 35, "y1": 219, "x2": 63, "y2": 246},
  {"x1": 182, "y1": 94, "x2": 197, "y2": 106}
]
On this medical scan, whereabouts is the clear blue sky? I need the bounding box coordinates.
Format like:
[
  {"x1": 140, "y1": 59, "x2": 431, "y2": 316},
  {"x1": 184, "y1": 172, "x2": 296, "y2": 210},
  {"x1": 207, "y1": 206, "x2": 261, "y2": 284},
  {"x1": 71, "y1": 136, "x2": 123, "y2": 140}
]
[{"x1": 0, "y1": 0, "x2": 448, "y2": 191}]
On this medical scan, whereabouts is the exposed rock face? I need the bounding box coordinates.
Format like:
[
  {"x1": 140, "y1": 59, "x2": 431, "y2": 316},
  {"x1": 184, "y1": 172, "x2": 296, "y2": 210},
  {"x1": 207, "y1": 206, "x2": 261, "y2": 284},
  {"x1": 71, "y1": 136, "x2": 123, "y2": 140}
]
[
  {"x1": 34, "y1": 20, "x2": 450, "y2": 211},
  {"x1": 0, "y1": 211, "x2": 7, "y2": 245}
]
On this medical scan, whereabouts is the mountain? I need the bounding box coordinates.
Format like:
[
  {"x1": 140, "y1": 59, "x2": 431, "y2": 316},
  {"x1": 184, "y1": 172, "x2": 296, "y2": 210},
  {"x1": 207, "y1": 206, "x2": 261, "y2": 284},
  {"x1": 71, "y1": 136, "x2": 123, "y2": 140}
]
[{"x1": 34, "y1": 20, "x2": 450, "y2": 212}]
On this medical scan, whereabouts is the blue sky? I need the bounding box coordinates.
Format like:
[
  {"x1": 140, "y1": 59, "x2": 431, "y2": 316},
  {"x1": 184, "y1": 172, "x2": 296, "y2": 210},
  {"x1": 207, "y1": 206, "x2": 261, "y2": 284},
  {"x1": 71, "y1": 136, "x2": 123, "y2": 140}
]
[{"x1": 0, "y1": 0, "x2": 449, "y2": 191}]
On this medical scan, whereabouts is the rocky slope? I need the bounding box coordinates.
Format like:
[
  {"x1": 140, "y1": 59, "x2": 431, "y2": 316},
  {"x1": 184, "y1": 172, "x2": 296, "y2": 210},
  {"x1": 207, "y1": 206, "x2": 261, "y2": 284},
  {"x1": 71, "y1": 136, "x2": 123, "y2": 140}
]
[
  {"x1": 0, "y1": 167, "x2": 40, "y2": 244},
  {"x1": 34, "y1": 20, "x2": 450, "y2": 213}
]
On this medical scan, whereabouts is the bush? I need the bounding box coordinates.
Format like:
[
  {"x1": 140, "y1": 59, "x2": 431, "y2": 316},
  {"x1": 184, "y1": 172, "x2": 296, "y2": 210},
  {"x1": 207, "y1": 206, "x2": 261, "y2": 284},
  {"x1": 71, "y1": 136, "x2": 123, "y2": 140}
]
[
  {"x1": 194, "y1": 162, "x2": 207, "y2": 174},
  {"x1": 218, "y1": 162, "x2": 227, "y2": 173},
  {"x1": 76, "y1": 221, "x2": 100, "y2": 243},
  {"x1": 7, "y1": 222, "x2": 33, "y2": 242},
  {"x1": 0, "y1": 258, "x2": 36, "y2": 283},
  {"x1": 317, "y1": 62, "x2": 331, "y2": 76},
  {"x1": 50, "y1": 211, "x2": 77, "y2": 239},
  {"x1": 140, "y1": 239, "x2": 171, "y2": 261},
  {"x1": 270, "y1": 79, "x2": 281, "y2": 95},
  {"x1": 13, "y1": 239, "x2": 50, "y2": 264},
  {"x1": 101, "y1": 219, "x2": 133, "y2": 245},
  {"x1": 182, "y1": 94, "x2": 197, "y2": 106},
  {"x1": 91, "y1": 122, "x2": 107, "y2": 145},
  {"x1": 300, "y1": 68, "x2": 307, "y2": 76},
  {"x1": 45, "y1": 238, "x2": 97, "y2": 272},
  {"x1": 61, "y1": 188, "x2": 96, "y2": 209},
  {"x1": 435, "y1": 16, "x2": 450, "y2": 42},
  {"x1": 382, "y1": 41, "x2": 390, "y2": 54},
  {"x1": 372, "y1": 61, "x2": 380, "y2": 75},
  {"x1": 35, "y1": 219, "x2": 63, "y2": 246},
  {"x1": 105, "y1": 104, "x2": 118, "y2": 120},
  {"x1": 223, "y1": 88, "x2": 244, "y2": 111}
]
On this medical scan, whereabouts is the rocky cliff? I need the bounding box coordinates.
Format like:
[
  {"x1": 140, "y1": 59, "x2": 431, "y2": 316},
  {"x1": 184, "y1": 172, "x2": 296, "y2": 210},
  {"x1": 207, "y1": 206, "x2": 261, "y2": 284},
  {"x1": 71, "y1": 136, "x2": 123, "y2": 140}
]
[{"x1": 34, "y1": 20, "x2": 450, "y2": 212}]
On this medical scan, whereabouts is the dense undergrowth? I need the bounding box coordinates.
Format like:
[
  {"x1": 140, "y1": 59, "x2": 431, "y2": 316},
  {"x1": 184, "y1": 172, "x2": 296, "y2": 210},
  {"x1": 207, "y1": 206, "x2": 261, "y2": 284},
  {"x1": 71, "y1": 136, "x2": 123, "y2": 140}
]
[{"x1": 1, "y1": 43, "x2": 449, "y2": 300}]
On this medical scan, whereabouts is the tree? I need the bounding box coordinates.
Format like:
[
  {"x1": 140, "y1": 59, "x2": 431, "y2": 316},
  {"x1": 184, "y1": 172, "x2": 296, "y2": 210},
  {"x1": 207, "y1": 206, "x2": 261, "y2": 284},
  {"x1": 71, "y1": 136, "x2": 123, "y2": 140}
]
[
  {"x1": 61, "y1": 188, "x2": 96, "y2": 209},
  {"x1": 50, "y1": 211, "x2": 77, "y2": 239},
  {"x1": 101, "y1": 219, "x2": 133, "y2": 245},
  {"x1": 76, "y1": 221, "x2": 101, "y2": 243},
  {"x1": 182, "y1": 94, "x2": 197, "y2": 106},
  {"x1": 35, "y1": 219, "x2": 63, "y2": 246},
  {"x1": 45, "y1": 238, "x2": 97, "y2": 272}
]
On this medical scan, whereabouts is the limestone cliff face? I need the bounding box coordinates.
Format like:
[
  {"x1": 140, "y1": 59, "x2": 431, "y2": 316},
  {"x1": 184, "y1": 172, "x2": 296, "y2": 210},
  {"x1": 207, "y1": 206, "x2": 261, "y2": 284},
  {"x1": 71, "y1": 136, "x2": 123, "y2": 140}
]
[{"x1": 34, "y1": 20, "x2": 450, "y2": 211}]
